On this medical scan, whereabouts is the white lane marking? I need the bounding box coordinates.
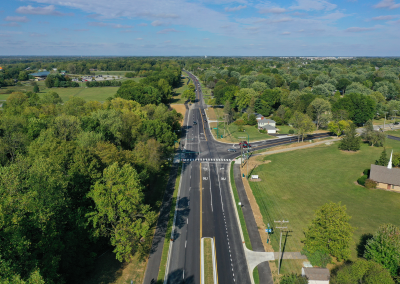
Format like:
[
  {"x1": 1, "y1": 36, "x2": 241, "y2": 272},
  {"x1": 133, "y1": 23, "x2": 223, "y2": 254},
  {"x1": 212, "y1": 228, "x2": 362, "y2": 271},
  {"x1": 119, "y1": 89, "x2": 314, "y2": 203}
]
[
  {"x1": 208, "y1": 162, "x2": 213, "y2": 212},
  {"x1": 187, "y1": 218, "x2": 189, "y2": 224},
  {"x1": 185, "y1": 240, "x2": 187, "y2": 248}
]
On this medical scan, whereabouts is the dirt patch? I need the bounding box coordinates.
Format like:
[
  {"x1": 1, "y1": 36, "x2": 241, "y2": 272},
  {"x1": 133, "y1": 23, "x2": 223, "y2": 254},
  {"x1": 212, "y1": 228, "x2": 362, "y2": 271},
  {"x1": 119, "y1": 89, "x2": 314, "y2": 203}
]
[{"x1": 170, "y1": 104, "x2": 186, "y2": 125}]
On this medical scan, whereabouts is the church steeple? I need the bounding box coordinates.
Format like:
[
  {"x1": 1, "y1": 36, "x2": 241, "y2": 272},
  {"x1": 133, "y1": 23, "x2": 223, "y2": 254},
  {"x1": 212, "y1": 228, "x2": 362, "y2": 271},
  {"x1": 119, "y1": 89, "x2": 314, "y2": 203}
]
[{"x1": 388, "y1": 150, "x2": 393, "y2": 169}]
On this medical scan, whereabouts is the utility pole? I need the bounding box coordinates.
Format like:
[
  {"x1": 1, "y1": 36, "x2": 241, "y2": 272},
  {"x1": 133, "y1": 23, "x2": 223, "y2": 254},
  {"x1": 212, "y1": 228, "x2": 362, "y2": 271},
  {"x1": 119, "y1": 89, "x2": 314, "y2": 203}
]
[{"x1": 275, "y1": 220, "x2": 289, "y2": 275}]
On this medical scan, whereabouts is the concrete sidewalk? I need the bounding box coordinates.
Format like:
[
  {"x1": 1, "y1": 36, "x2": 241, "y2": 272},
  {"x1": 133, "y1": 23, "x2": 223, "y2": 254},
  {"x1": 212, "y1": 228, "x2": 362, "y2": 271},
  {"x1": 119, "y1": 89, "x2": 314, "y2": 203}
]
[{"x1": 253, "y1": 138, "x2": 340, "y2": 157}]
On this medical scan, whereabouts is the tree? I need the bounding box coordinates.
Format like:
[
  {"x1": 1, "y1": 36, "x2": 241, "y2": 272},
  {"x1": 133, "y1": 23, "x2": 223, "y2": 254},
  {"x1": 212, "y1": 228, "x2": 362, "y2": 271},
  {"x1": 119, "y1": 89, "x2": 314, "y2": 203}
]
[
  {"x1": 338, "y1": 124, "x2": 361, "y2": 151},
  {"x1": 33, "y1": 84, "x2": 39, "y2": 93},
  {"x1": 309, "y1": 98, "x2": 331, "y2": 130},
  {"x1": 182, "y1": 89, "x2": 195, "y2": 102},
  {"x1": 364, "y1": 224, "x2": 400, "y2": 276},
  {"x1": 331, "y1": 259, "x2": 394, "y2": 284},
  {"x1": 280, "y1": 273, "x2": 308, "y2": 284},
  {"x1": 328, "y1": 120, "x2": 351, "y2": 137},
  {"x1": 18, "y1": 71, "x2": 29, "y2": 81},
  {"x1": 361, "y1": 120, "x2": 386, "y2": 147},
  {"x1": 333, "y1": 93, "x2": 376, "y2": 126},
  {"x1": 87, "y1": 163, "x2": 156, "y2": 262},
  {"x1": 289, "y1": 112, "x2": 315, "y2": 142},
  {"x1": 375, "y1": 148, "x2": 389, "y2": 166},
  {"x1": 302, "y1": 202, "x2": 354, "y2": 261}
]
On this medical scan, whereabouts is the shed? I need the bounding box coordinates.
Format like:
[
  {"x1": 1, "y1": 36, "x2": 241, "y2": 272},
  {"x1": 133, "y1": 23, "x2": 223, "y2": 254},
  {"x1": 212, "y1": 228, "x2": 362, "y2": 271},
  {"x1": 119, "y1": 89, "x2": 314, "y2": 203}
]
[{"x1": 301, "y1": 267, "x2": 330, "y2": 284}]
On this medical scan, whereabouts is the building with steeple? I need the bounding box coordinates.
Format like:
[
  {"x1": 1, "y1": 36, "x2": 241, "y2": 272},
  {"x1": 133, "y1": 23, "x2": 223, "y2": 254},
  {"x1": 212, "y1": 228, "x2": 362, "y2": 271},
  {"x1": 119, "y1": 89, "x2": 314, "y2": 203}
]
[{"x1": 370, "y1": 151, "x2": 400, "y2": 192}]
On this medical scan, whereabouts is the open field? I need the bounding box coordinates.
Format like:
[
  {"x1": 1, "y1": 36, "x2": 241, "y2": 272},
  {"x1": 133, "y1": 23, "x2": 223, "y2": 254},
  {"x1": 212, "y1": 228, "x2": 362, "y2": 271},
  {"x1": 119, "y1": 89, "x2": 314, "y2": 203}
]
[
  {"x1": 170, "y1": 104, "x2": 186, "y2": 125},
  {"x1": 43, "y1": 87, "x2": 119, "y2": 102},
  {"x1": 171, "y1": 77, "x2": 190, "y2": 104},
  {"x1": 209, "y1": 121, "x2": 274, "y2": 143},
  {"x1": 248, "y1": 139, "x2": 400, "y2": 275}
]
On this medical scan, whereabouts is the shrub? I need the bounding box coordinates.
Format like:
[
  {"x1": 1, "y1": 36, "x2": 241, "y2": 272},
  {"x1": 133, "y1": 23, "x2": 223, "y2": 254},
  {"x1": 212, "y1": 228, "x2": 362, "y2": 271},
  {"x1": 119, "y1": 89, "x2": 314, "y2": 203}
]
[
  {"x1": 357, "y1": 175, "x2": 368, "y2": 186},
  {"x1": 289, "y1": 129, "x2": 295, "y2": 134},
  {"x1": 280, "y1": 273, "x2": 308, "y2": 284},
  {"x1": 364, "y1": 179, "x2": 377, "y2": 189},
  {"x1": 234, "y1": 119, "x2": 245, "y2": 126},
  {"x1": 302, "y1": 249, "x2": 332, "y2": 268},
  {"x1": 363, "y1": 168, "x2": 370, "y2": 176}
]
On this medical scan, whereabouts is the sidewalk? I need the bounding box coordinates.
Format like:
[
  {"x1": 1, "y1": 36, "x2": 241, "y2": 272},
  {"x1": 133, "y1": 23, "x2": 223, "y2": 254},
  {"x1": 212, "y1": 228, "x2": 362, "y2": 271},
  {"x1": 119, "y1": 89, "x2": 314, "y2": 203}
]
[{"x1": 253, "y1": 138, "x2": 340, "y2": 157}]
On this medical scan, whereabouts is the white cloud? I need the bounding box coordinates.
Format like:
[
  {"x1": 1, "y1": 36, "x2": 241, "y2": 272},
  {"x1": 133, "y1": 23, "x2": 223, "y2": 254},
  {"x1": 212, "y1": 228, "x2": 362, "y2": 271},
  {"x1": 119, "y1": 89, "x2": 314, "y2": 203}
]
[
  {"x1": 164, "y1": 40, "x2": 171, "y2": 43},
  {"x1": 345, "y1": 26, "x2": 375, "y2": 32},
  {"x1": 74, "y1": 29, "x2": 89, "y2": 31},
  {"x1": 290, "y1": 0, "x2": 337, "y2": 11},
  {"x1": 317, "y1": 12, "x2": 349, "y2": 20},
  {"x1": 257, "y1": 6, "x2": 287, "y2": 14},
  {"x1": 87, "y1": 22, "x2": 108, "y2": 27},
  {"x1": 87, "y1": 22, "x2": 131, "y2": 28},
  {"x1": 374, "y1": 0, "x2": 400, "y2": 9},
  {"x1": 225, "y1": 5, "x2": 247, "y2": 12},
  {"x1": 138, "y1": 23, "x2": 148, "y2": 26},
  {"x1": 16, "y1": 5, "x2": 67, "y2": 16},
  {"x1": 151, "y1": 20, "x2": 164, "y2": 26},
  {"x1": 157, "y1": 28, "x2": 181, "y2": 34},
  {"x1": 371, "y1": 15, "x2": 398, "y2": 20},
  {"x1": 1, "y1": 22, "x2": 21, "y2": 27},
  {"x1": 30, "y1": 32, "x2": 47, "y2": 37},
  {"x1": 281, "y1": 31, "x2": 291, "y2": 35},
  {"x1": 5, "y1": 16, "x2": 29, "y2": 22}
]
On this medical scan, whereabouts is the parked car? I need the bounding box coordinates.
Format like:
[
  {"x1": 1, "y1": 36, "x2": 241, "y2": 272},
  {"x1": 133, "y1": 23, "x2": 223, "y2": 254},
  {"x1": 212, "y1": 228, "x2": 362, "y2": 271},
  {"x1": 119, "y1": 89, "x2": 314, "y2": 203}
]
[{"x1": 227, "y1": 148, "x2": 237, "y2": 152}]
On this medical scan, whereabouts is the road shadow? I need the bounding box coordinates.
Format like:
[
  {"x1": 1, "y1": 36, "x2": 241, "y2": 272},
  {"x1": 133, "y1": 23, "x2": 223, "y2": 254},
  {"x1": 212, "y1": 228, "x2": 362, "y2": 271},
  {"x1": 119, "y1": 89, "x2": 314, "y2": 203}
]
[{"x1": 166, "y1": 269, "x2": 195, "y2": 284}]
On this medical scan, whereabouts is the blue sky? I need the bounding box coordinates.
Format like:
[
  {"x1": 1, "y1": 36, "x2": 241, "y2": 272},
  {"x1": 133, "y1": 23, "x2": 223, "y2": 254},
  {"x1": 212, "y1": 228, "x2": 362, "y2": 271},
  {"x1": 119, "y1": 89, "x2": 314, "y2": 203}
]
[{"x1": 0, "y1": 0, "x2": 400, "y2": 56}]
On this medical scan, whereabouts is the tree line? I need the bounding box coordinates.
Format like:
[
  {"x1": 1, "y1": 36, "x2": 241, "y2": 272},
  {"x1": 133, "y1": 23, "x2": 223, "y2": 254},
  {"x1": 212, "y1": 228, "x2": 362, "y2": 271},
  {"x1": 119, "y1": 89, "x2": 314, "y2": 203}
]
[{"x1": 0, "y1": 86, "x2": 182, "y2": 283}]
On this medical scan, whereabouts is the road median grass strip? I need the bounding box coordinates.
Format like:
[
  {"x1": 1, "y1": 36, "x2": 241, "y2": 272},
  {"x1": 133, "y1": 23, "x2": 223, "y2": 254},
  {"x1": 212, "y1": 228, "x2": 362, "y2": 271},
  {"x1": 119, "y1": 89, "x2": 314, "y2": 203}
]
[
  {"x1": 157, "y1": 163, "x2": 182, "y2": 283},
  {"x1": 204, "y1": 238, "x2": 213, "y2": 284}
]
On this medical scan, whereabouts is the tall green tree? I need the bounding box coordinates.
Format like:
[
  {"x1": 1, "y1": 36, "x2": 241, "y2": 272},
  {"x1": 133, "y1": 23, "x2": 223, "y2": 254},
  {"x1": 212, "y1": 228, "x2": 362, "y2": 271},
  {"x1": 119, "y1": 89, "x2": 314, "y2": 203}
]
[
  {"x1": 332, "y1": 259, "x2": 394, "y2": 284},
  {"x1": 302, "y1": 202, "x2": 354, "y2": 261},
  {"x1": 308, "y1": 98, "x2": 331, "y2": 130},
  {"x1": 289, "y1": 112, "x2": 315, "y2": 142},
  {"x1": 375, "y1": 148, "x2": 389, "y2": 166},
  {"x1": 87, "y1": 163, "x2": 156, "y2": 262},
  {"x1": 364, "y1": 224, "x2": 400, "y2": 276},
  {"x1": 338, "y1": 124, "x2": 361, "y2": 151}
]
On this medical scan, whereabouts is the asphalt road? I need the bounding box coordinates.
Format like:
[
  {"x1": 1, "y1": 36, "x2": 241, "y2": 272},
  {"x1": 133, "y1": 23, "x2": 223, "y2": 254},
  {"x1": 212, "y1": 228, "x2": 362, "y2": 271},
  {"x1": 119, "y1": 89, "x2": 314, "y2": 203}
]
[{"x1": 163, "y1": 71, "x2": 334, "y2": 284}]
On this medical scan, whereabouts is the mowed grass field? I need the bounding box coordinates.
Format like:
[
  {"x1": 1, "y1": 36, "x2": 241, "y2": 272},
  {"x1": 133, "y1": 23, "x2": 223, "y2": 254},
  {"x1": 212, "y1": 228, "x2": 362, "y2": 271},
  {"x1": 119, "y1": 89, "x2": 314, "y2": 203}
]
[
  {"x1": 386, "y1": 129, "x2": 400, "y2": 137},
  {"x1": 249, "y1": 139, "x2": 400, "y2": 275},
  {"x1": 43, "y1": 87, "x2": 119, "y2": 102},
  {"x1": 170, "y1": 76, "x2": 190, "y2": 104}
]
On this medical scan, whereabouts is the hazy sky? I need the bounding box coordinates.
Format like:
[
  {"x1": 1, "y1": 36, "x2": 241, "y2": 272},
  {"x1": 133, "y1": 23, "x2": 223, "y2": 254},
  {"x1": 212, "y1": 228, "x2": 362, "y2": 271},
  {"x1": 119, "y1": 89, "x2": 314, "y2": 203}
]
[{"x1": 1, "y1": 0, "x2": 400, "y2": 56}]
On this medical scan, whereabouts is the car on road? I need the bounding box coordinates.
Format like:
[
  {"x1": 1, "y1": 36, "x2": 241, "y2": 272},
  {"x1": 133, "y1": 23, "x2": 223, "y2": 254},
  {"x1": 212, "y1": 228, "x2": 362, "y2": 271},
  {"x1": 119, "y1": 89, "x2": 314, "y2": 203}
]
[
  {"x1": 239, "y1": 141, "x2": 251, "y2": 148},
  {"x1": 193, "y1": 121, "x2": 197, "y2": 125},
  {"x1": 395, "y1": 122, "x2": 399, "y2": 125},
  {"x1": 227, "y1": 148, "x2": 236, "y2": 152}
]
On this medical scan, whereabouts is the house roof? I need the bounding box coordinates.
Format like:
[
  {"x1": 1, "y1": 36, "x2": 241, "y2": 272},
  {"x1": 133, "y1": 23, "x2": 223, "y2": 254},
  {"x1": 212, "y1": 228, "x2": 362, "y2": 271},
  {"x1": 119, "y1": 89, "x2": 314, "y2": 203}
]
[
  {"x1": 302, "y1": 268, "x2": 330, "y2": 281},
  {"x1": 256, "y1": 114, "x2": 264, "y2": 118},
  {"x1": 29, "y1": 71, "x2": 50, "y2": 77},
  {"x1": 370, "y1": 164, "x2": 400, "y2": 186},
  {"x1": 260, "y1": 124, "x2": 276, "y2": 130},
  {"x1": 258, "y1": 118, "x2": 276, "y2": 124}
]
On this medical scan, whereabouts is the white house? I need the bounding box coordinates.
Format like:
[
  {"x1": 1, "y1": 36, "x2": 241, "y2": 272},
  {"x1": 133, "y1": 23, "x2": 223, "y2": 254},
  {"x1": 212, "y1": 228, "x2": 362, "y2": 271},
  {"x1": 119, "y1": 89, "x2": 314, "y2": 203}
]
[
  {"x1": 258, "y1": 117, "x2": 277, "y2": 134},
  {"x1": 301, "y1": 267, "x2": 330, "y2": 284}
]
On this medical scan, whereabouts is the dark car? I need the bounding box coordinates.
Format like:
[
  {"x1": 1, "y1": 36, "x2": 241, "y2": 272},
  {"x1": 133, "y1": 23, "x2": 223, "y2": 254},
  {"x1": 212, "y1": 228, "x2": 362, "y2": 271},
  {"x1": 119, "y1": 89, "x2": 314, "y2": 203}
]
[
  {"x1": 228, "y1": 148, "x2": 237, "y2": 152},
  {"x1": 193, "y1": 121, "x2": 197, "y2": 125},
  {"x1": 395, "y1": 122, "x2": 400, "y2": 125}
]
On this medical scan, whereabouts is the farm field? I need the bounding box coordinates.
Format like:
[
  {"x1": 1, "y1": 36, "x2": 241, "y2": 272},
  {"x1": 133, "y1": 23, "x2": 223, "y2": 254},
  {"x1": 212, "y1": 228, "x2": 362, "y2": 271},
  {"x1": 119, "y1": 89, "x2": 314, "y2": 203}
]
[{"x1": 248, "y1": 139, "x2": 400, "y2": 275}]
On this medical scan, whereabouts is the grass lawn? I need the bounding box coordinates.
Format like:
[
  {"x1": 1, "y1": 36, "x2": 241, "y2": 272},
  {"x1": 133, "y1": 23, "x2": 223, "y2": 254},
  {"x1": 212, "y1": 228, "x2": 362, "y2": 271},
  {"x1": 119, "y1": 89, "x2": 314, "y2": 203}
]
[
  {"x1": 204, "y1": 238, "x2": 213, "y2": 284},
  {"x1": 42, "y1": 87, "x2": 119, "y2": 102},
  {"x1": 249, "y1": 139, "x2": 400, "y2": 275},
  {"x1": 209, "y1": 122, "x2": 274, "y2": 143},
  {"x1": 386, "y1": 129, "x2": 400, "y2": 137},
  {"x1": 170, "y1": 77, "x2": 189, "y2": 104},
  {"x1": 276, "y1": 125, "x2": 296, "y2": 135}
]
